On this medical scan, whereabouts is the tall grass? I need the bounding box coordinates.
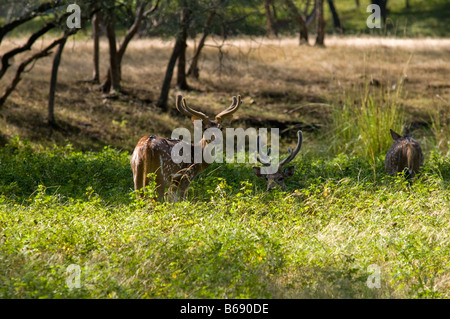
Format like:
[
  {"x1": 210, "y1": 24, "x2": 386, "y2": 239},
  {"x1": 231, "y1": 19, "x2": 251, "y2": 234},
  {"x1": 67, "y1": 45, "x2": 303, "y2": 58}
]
[
  {"x1": 429, "y1": 95, "x2": 450, "y2": 157},
  {"x1": 329, "y1": 83, "x2": 405, "y2": 166}
]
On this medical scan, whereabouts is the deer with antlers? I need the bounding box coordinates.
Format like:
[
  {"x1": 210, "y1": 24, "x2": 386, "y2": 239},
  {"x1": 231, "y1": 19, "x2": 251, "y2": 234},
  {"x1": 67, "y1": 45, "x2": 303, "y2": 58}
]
[
  {"x1": 131, "y1": 95, "x2": 241, "y2": 201},
  {"x1": 385, "y1": 128, "x2": 424, "y2": 180},
  {"x1": 253, "y1": 130, "x2": 303, "y2": 191}
]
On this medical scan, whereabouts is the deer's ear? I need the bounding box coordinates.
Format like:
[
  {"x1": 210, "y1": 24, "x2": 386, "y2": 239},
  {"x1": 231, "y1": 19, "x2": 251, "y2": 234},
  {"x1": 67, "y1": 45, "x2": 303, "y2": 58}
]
[
  {"x1": 390, "y1": 129, "x2": 402, "y2": 141},
  {"x1": 283, "y1": 166, "x2": 295, "y2": 178},
  {"x1": 253, "y1": 167, "x2": 264, "y2": 178}
]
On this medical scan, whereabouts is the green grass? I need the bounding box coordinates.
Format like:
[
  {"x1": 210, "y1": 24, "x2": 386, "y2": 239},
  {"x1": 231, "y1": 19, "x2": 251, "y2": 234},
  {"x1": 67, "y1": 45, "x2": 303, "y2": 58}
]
[
  {"x1": 0, "y1": 139, "x2": 449, "y2": 298},
  {"x1": 328, "y1": 0, "x2": 450, "y2": 37}
]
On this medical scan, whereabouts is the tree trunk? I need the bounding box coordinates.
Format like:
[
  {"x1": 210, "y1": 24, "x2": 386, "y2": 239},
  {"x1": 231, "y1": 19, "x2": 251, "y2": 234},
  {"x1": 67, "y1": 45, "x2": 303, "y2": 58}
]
[
  {"x1": 48, "y1": 34, "x2": 68, "y2": 126},
  {"x1": 176, "y1": 6, "x2": 190, "y2": 91},
  {"x1": 157, "y1": 3, "x2": 192, "y2": 109},
  {"x1": 306, "y1": 0, "x2": 316, "y2": 28},
  {"x1": 371, "y1": 0, "x2": 388, "y2": 24},
  {"x1": 327, "y1": 0, "x2": 343, "y2": 34},
  {"x1": 99, "y1": 1, "x2": 158, "y2": 93},
  {"x1": 315, "y1": 0, "x2": 325, "y2": 46},
  {"x1": 176, "y1": 40, "x2": 189, "y2": 90},
  {"x1": 105, "y1": 9, "x2": 121, "y2": 94},
  {"x1": 264, "y1": 0, "x2": 278, "y2": 38},
  {"x1": 304, "y1": 0, "x2": 312, "y2": 15},
  {"x1": 283, "y1": 0, "x2": 309, "y2": 45},
  {"x1": 156, "y1": 39, "x2": 184, "y2": 111},
  {"x1": 272, "y1": 2, "x2": 278, "y2": 19},
  {"x1": 187, "y1": 10, "x2": 216, "y2": 79},
  {"x1": 91, "y1": 11, "x2": 101, "y2": 83}
]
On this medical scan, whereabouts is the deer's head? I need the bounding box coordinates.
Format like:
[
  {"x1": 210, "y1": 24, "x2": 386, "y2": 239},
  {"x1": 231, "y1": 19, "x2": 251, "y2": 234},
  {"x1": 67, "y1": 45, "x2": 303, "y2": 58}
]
[{"x1": 253, "y1": 130, "x2": 303, "y2": 191}]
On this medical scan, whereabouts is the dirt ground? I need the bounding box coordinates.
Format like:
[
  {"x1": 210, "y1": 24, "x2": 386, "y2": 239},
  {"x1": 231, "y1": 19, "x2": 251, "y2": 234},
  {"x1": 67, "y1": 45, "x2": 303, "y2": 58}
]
[{"x1": 1, "y1": 36, "x2": 449, "y2": 151}]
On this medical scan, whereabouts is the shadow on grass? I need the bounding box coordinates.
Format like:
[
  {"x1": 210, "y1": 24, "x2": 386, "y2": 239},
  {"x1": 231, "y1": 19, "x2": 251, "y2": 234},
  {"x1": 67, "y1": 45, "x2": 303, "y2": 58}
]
[{"x1": 0, "y1": 142, "x2": 133, "y2": 204}]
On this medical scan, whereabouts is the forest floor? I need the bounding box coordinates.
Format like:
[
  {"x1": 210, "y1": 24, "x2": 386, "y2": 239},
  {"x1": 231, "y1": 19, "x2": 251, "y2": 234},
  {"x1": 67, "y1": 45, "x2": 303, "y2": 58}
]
[{"x1": 0, "y1": 36, "x2": 449, "y2": 153}]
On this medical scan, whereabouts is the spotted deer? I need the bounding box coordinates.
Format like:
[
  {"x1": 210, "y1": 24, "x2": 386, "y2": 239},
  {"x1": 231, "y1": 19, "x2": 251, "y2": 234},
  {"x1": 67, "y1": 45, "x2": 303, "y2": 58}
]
[
  {"x1": 385, "y1": 128, "x2": 424, "y2": 180},
  {"x1": 253, "y1": 130, "x2": 303, "y2": 191},
  {"x1": 131, "y1": 95, "x2": 241, "y2": 201}
]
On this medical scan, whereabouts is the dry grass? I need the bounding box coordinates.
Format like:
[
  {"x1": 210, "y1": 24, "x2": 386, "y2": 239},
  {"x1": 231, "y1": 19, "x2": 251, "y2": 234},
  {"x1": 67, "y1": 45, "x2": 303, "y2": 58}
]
[{"x1": 0, "y1": 35, "x2": 449, "y2": 152}]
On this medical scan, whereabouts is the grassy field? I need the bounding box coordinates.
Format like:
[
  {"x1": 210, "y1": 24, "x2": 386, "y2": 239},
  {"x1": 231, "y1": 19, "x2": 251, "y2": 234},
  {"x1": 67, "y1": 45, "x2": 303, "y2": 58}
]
[
  {"x1": 0, "y1": 33, "x2": 449, "y2": 298},
  {"x1": 0, "y1": 140, "x2": 449, "y2": 298}
]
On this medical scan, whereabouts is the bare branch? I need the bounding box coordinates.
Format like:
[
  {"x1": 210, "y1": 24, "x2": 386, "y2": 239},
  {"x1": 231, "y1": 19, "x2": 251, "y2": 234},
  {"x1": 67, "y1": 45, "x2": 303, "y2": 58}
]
[
  {"x1": 0, "y1": 0, "x2": 63, "y2": 44},
  {"x1": 0, "y1": 30, "x2": 77, "y2": 108},
  {"x1": 143, "y1": 0, "x2": 160, "y2": 17},
  {"x1": 0, "y1": 22, "x2": 56, "y2": 79},
  {"x1": 0, "y1": 10, "x2": 71, "y2": 80}
]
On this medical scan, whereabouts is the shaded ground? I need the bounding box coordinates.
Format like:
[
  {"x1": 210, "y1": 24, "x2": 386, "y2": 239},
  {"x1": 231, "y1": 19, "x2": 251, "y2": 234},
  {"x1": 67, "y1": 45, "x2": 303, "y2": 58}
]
[{"x1": 0, "y1": 36, "x2": 449, "y2": 152}]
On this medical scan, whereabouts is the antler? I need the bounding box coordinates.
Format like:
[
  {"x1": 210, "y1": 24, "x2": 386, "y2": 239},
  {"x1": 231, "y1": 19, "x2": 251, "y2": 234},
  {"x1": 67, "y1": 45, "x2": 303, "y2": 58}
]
[
  {"x1": 255, "y1": 135, "x2": 271, "y2": 166},
  {"x1": 176, "y1": 95, "x2": 192, "y2": 117},
  {"x1": 176, "y1": 95, "x2": 209, "y2": 121},
  {"x1": 278, "y1": 130, "x2": 303, "y2": 167},
  {"x1": 215, "y1": 95, "x2": 241, "y2": 122}
]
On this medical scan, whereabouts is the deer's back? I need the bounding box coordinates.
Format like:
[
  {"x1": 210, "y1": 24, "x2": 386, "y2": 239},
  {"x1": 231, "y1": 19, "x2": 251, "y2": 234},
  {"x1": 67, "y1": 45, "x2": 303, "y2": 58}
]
[
  {"x1": 385, "y1": 138, "x2": 423, "y2": 176},
  {"x1": 131, "y1": 135, "x2": 186, "y2": 183}
]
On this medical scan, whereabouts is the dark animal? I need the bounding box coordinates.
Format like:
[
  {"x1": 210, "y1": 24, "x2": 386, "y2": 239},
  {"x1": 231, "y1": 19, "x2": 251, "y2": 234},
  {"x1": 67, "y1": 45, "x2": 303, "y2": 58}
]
[{"x1": 385, "y1": 128, "x2": 424, "y2": 179}]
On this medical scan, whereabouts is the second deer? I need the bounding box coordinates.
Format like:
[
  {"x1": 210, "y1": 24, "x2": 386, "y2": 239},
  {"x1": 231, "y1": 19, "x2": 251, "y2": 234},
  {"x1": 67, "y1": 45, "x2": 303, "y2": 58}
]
[
  {"x1": 253, "y1": 130, "x2": 303, "y2": 191},
  {"x1": 385, "y1": 128, "x2": 424, "y2": 180}
]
